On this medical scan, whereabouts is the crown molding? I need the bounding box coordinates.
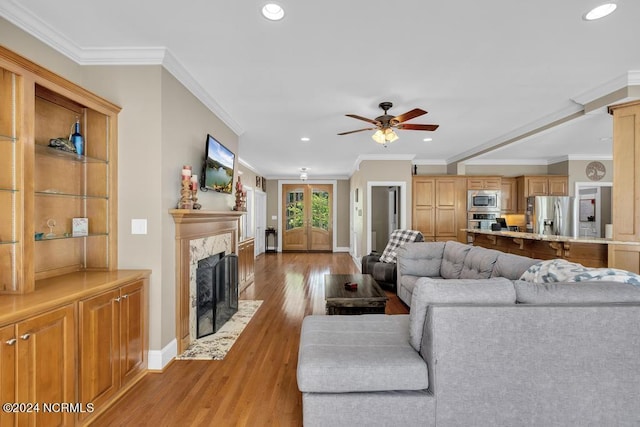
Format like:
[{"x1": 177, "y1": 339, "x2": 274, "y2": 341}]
[
  {"x1": 464, "y1": 158, "x2": 550, "y2": 166},
  {"x1": 0, "y1": 1, "x2": 244, "y2": 136},
  {"x1": 571, "y1": 71, "x2": 640, "y2": 105},
  {"x1": 565, "y1": 154, "x2": 613, "y2": 161},
  {"x1": 238, "y1": 157, "x2": 260, "y2": 175},
  {"x1": 411, "y1": 158, "x2": 448, "y2": 165},
  {"x1": 351, "y1": 154, "x2": 416, "y2": 173}
]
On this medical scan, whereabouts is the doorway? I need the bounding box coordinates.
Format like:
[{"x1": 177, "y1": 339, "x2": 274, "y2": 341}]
[
  {"x1": 254, "y1": 191, "x2": 267, "y2": 256},
  {"x1": 367, "y1": 182, "x2": 407, "y2": 255},
  {"x1": 281, "y1": 183, "x2": 333, "y2": 251},
  {"x1": 575, "y1": 181, "x2": 613, "y2": 238}
]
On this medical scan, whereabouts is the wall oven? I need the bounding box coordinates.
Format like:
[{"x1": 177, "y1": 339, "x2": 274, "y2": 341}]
[
  {"x1": 467, "y1": 190, "x2": 501, "y2": 212},
  {"x1": 467, "y1": 212, "x2": 499, "y2": 230}
]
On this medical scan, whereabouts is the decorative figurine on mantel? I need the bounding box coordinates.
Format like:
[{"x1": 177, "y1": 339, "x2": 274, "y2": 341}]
[
  {"x1": 233, "y1": 176, "x2": 247, "y2": 211},
  {"x1": 191, "y1": 174, "x2": 202, "y2": 210},
  {"x1": 178, "y1": 165, "x2": 194, "y2": 209}
]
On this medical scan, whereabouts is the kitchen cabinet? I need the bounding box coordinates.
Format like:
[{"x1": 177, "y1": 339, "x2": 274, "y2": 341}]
[
  {"x1": 500, "y1": 178, "x2": 517, "y2": 214},
  {"x1": 78, "y1": 279, "x2": 146, "y2": 424},
  {"x1": 413, "y1": 176, "x2": 467, "y2": 242},
  {"x1": 466, "y1": 177, "x2": 501, "y2": 190},
  {"x1": 516, "y1": 175, "x2": 568, "y2": 212},
  {"x1": 0, "y1": 305, "x2": 75, "y2": 427}
]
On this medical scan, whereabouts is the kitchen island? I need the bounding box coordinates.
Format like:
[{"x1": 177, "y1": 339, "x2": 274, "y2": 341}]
[{"x1": 465, "y1": 229, "x2": 640, "y2": 268}]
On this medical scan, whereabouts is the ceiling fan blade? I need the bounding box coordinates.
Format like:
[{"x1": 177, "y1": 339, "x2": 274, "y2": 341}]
[
  {"x1": 393, "y1": 108, "x2": 427, "y2": 123},
  {"x1": 396, "y1": 123, "x2": 439, "y2": 131},
  {"x1": 338, "y1": 127, "x2": 376, "y2": 136},
  {"x1": 345, "y1": 114, "x2": 381, "y2": 126}
]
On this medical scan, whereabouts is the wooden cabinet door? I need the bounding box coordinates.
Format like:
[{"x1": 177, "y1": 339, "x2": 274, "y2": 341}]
[
  {"x1": 482, "y1": 178, "x2": 501, "y2": 190},
  {"x1": 466, "y1": 179, "x2": 485, "y2": 190},
  {"x1": 412, "y1": 178, "x2": 435, "y2": 237},
  {"x1": 0, "y1": 325, "x2": 15, "y2": 427},
  {"x1": 548, "y1": 177, "x2": 568, "y2": 195},
  {"x1": 501, "y1": 178, "x2": 517, "y2": 213},
  {"x1": 16, "y1": 305, "x2": 75, "y2": 427},
  {"x1": 435, "y1": 179, "x2": 456, "y2": 207},
  {"x1": 527, "y1": 177, "x2": 548, "y2": 196},
  {"x1": 120, "y1": 280, "x2": 145, "y2": 388},
  {"x1": 435, "y1": 208, "x2": 456, "y2": 236},
  {"x1": 79, "y1": 289, "x2": 120, "y2": 420}
]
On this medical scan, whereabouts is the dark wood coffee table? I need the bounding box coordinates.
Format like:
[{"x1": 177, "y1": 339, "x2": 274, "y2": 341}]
[{"x1": 324, "y1": 274, "x2": 388, "y2": 315}]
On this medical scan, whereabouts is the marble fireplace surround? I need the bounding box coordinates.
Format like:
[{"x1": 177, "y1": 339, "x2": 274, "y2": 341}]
[{"x1": 170, "y1": 209, "x2": 244, "y2": 353}]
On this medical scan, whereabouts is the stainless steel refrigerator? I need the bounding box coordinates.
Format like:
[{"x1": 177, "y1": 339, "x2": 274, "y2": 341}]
[{"x1": 525, "y1": 196, "x2": 576, "y2": 236}]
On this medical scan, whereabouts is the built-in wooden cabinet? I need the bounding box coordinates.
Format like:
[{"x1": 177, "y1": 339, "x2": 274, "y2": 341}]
[
  {"x1": 467, "y1": 177, "x2": 501, "y2": 190},
  {"x1": 413, "y1": 176, "x2": 466, "y2": 242},
  {"x1": 500, "y1": 177, "x2": 517, "y2": 214},
  {"x1": 238, "y1": 238, "x2": 255, "y2": 292},
  {"x1": 608, "y1": 100, "x2": 640, "y2": 273},
  {"x1": 516, "y1": 175, "x2": 568, "y2": 212},
  {"x1": 0, "y1": 304, "x2": 75, "y2": 427},
  {"x1": 0, "y1": 46, "x2": 119, "y2": 294},
  {"x1": 78, "y1": 279, "x2": 146, "y2": 424},
  {"x1": 0, "y1": 46, "x2": 149, "y2": 426}
]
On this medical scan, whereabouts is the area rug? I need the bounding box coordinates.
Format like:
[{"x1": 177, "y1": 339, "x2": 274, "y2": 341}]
[{"x1": 176, "y1": 300, "x2": 263, "y2": 360}]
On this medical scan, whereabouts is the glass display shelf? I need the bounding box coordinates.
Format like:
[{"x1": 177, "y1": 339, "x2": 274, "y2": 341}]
[
  {"x1": 0, "y1": 134, "x2": 16, "y2": 142},
  {"x1": 35, "y1": 190, "x2": 108, "y2": 200},
  {"x1": 35, "y1": 144, "x2": 108, "y2": 164},
  {"x1": 35, "y1": 233, "x2": 108, "y2": 242}
]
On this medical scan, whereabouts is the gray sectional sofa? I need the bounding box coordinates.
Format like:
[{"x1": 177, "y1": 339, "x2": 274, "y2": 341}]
[{"x1": 297, "y1": 241, "x2": 640, "y2": 426}]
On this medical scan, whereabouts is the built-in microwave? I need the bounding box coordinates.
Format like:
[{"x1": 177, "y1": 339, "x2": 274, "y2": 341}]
[{"x1": 467, "y1": 190, "x2": 500, "y2": 212}]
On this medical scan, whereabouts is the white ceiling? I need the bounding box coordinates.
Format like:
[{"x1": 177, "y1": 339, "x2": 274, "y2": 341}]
[{"x1": 2, "y1": 0, "x2": 639, "y2": 178}]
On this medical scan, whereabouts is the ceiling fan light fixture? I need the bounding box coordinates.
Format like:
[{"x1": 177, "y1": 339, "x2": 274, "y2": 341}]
[
  {"x1": 583, "y1": 3, "x2": 617, "y2": 20},
  {"x1": 261, "y1": 3, "x2": 285, "y2": 21},
  {"x1": 384, "y1": 128, "x2": 399, "y2": 143},
  {"x1": 372, "y1": 129, "x2": 386, "y2": 144}
]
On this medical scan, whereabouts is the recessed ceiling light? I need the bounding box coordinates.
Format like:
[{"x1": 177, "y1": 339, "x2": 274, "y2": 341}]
[
  {"x1": 301, "y1": 137, "x2": 310, "y2": 142},
  {"x1": 262, "y1": 3, "x2": 285, "y2": 21},
  {"x1": 583, "y1": 3, "x2": 617, "y2": 21},
  {"x1": 423, "y1": 137, "x2": 433, "y2": 142}
]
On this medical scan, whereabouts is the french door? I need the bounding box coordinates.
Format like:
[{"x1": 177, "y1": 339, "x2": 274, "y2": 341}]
[{"x1": 282, "y1": 184, "x2": 333, "y2": 251}]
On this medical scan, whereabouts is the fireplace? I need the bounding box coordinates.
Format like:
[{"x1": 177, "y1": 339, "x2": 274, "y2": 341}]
[
  {"x1": 170, "y1": 209, "x2": 245, "y2": 352},
  {"x1": 196, "y1": 253, "x2": 239, "y2": 338}
]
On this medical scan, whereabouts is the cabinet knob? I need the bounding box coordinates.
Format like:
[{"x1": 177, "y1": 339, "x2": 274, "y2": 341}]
[
  {"x1": 122, "y1": 294, "x2": 128, "y2": 299},
  {"x1": 114, "y1": 297, "x2": 121, "y2": 302},
  {"x1": 20, "y1": 334, "x2": 30, "y2": 340},
  {"x1": 5, "y1": 338, "x2": 16, "y2": 346}
]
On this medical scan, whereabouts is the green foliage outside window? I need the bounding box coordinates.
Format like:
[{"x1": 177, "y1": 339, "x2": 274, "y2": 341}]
[{"x1": 285, "y1": 190, "x2": 330, "y2": 231}]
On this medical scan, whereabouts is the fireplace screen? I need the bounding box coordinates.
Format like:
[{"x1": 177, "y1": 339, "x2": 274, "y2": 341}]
[{"x1": 196, "y1": 253, "x2": 239, "y2": 338}]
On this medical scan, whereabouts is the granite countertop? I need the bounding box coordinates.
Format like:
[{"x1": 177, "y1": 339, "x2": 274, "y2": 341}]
[{"x1": 463, "y1": 228, "x2": 640, "y2": 246}]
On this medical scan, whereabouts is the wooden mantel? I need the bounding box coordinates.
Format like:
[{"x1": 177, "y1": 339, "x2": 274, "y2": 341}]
[{"x1": 170, "y1": 209, "x2": 245, "y2": 352}]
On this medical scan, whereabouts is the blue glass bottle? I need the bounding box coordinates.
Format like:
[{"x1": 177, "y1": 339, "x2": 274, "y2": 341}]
[{"x1": 70, "y1": 118, "x2": 84, "y2": 156}]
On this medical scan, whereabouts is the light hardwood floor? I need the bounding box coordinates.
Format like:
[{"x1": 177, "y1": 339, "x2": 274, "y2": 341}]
[{"x1": 92, "y1": 252, "x2": 409, "y2": 426}]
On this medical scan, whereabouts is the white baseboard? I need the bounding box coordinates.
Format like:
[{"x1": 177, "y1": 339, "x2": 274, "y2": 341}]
[
  {"x1": 148, "y1": 338, "x2": 177, "y2": 371},
  {"x1": 334, "y1": 246, "x2": 350, "y2": 253},
  {"x1": 352, "y1": 254, "x2": 362, "y2": 272}
]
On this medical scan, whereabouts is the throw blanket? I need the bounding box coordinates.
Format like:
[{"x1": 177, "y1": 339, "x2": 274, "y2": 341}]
[
  {"x1": 520, "y1": 259, "x2": 640, "y2": 286},
  {"x1": 379, "y1": 229, "x2": 423, "y2": 263}
]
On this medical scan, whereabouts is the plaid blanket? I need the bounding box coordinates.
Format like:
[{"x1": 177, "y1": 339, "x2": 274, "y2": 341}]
[{"x1": 379, "y1": 229, "x2": 423, "y2": 263}]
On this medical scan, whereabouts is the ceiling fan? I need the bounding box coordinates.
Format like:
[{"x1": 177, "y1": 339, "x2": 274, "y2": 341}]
[{"x1": 338, "y1": 101, "x2": 439, "y2": 144}]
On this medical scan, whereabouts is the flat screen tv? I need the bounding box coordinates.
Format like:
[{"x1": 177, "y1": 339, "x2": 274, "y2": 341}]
[{"x1": 202, "y1": 134, "x2": 235, "y2": 194}]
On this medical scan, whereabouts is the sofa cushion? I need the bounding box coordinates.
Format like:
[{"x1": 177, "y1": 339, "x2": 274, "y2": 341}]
[
  {"x1": 297, "y1": 315, "x2": 429, "y2": 393},
  {"x1": 460, "y1": 246, "x2": 501, "y2": 279},
  {"x1": 514, "y1": 280, "x2": 640, "y2": 304},
  {"x1": 491, "y1": 253, "x2": 539, "y2": 280},
  {"x1": 440, "y1": 241, "x2": 472, "y2": 279},
  {"x1": 397, "y1": 241, "x2": 445, "y2": 277},
  {"x1": 378, "y1": 229, "x2": 424, "y2": 263},
  {"x1": 408, "y1": 277, "x2": 516, "y2": 351}
]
